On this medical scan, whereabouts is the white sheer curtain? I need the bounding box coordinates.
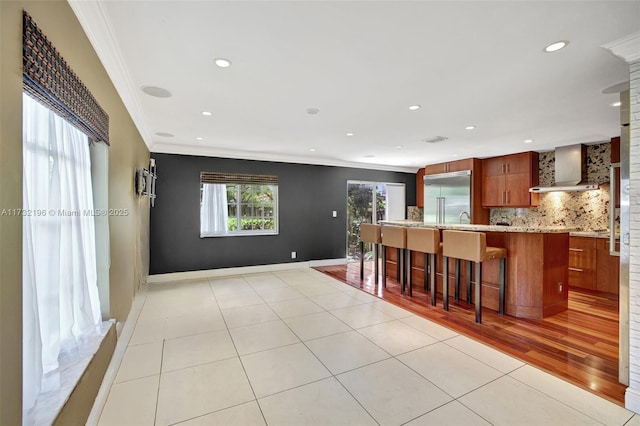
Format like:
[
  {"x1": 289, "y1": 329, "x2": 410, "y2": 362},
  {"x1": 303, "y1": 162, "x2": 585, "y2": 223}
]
[
  {"x1": 22, "y1": 93, "x2": 101, "y2": 412},
  {"x1": 200, "y1": 183, "x2": 229, "y2": 236}
]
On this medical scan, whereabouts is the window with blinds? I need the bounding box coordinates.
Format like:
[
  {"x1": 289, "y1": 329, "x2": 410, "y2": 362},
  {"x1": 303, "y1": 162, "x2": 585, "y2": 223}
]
[{"x1": 200, "y1": 172, "x2": 279, "y2": 237}]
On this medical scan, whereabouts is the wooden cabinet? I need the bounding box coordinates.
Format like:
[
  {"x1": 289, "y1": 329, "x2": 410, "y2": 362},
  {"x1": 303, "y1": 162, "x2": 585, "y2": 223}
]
[
  {"x1": 416, "y1": 168, "x2": 425, "y2": 208},
  {"x1": 596, "y1": 238, "x2": 620, "y2": 295},
  {"x1": 568, "y1": 237, "x2": 596, "y2": 290},
  {"x1": 483, "y1": 152, "x2": 531, "y2": 177},
  {"x1": 424, "y1": 158, "x2": 473, "y2": 175},
  {"x1": 423, "y1": 158, "x2": 489, "y2": 225},
  {"x1": 569, "y1": 236, "x2": 620, "y2": 295},
  {"x1": 482, "y1": 152, "x2": 539, "y2": 208},
  {"x1": 395, "y1": 230, "x2": 570, "y2": 319},
  {"x1": 611, "y1": 136, "x2": 620, "y2": 208}
]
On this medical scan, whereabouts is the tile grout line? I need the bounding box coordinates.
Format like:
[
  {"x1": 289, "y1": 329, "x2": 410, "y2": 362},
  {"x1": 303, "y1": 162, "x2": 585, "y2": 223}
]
[
  {"x1": 87, "y1": 287, "x2": 150, "y2": 425},
  {"x1": 440, "y1": 338, "x2": 519, "y2": 375},
  {"x1": 317, "y1": 270, "x2": 512, "y2": 424},
  {"x1": 211, "y1": 276, "x2": 270, "y2": 426},
  {"x1": 221, "y1": 274, "x2": 383, "y2": 401},
  {"x1": 165, "y1": 400, "x2": 260, "y2": 426},
  {"x1": 324, "y1": 271, "x2": 535, "y2": 422},
  {"x1": 452, "y1": 398, "x2": 495, "y2": 426},
  {"x1": 275, "y1": 287, "x2": 382, "y2": 426},
  {"x1": 235, "y1": 270, "x2": 384, "y2": 423},
  {"x1": 153, "y1": 338, "x2": 165, "y2": 426},
  {"x1": 118, "y1": 267, "x2": 630, "y2": 425},
  {"x1": 195, "y1": 271, "x2": 489, "y2": 424},
  {"x1": 195, "y1": 272, "x2": 432, "y2": 424},
  {"x1": 506, "y1": 365, "x2": 634, "y2": 425}
]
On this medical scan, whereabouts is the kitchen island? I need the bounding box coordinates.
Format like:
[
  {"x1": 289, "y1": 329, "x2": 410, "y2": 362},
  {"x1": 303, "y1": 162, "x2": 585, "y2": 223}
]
[{"x1": 380, "y1": 220, "x2": 577, "y2": 319}]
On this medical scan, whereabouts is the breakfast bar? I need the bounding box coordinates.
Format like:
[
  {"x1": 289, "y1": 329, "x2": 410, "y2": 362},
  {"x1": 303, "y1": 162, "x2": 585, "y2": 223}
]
[{"x1": 380, "y1": 221, "x2": 576, "y2": 319}]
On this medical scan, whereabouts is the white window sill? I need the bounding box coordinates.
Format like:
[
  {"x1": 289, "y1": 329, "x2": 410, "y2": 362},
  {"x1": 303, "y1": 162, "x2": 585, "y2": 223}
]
[{"x1": 24, "y1": 320, "x2": 114, "y2": 426}]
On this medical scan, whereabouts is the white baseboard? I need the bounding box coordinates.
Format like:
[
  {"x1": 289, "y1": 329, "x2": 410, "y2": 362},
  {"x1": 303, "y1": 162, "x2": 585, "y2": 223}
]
[
  {"x1": 309, "y1": 258, "x2": 347, "y2": 267},
  {"x1": 146, "y1": 259, "x2": 347, "y2": 284},
  {"x1": 625, "y1": 386, "x2": 640, "y2": 414}
]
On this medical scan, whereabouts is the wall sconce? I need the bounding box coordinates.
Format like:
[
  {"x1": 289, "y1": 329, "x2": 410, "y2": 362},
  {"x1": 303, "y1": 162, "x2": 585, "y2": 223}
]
[{"x1": 135, "y1": 158, "x2": 157, "y2": 207}]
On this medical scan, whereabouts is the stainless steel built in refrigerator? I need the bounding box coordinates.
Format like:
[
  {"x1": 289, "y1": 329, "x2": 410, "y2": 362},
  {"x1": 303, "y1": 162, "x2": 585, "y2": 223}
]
[{"x1": 423, "y1": 170, "x2": 472, "y2": 223}]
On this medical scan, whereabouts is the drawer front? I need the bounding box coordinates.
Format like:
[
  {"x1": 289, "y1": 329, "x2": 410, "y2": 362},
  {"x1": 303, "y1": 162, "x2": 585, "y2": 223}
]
[
  {"x1": 568, "y1": 246, "x2": 595, "y2": 270},
  {"x1": 568, "y1": 241, "x2": 596, "y2": 290},
  {"x1": 569, "y1": 236, "x2": 597, "y2": 251},
  {"x1": 569, "y1": 268, "x2": 596, "y2": 290}
]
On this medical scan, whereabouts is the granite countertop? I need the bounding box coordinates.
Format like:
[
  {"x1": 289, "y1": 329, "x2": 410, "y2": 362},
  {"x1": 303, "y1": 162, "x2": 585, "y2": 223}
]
[
  {"x1": 380, "y1": 220, "x2": 577, "y2": 234},
  {"x1": 569, "y1": 230, "x2": 620, "y2": 239}
]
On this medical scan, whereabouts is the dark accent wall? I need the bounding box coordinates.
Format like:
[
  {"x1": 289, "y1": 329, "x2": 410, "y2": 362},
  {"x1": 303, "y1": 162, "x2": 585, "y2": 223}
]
[{"x1": 150, "y1": 153, "x2": 416, "y2": 274}]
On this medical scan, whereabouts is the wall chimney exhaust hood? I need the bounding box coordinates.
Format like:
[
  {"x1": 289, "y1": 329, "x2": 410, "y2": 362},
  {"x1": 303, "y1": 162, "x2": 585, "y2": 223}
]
[{"x1": 529, "y1": 144, "x2": 599, "y2": 193}]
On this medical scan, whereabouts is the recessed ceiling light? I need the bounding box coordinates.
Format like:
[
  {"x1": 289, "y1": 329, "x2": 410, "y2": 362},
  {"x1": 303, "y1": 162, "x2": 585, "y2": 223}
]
[
  {"x1": 408, "y1": 105, "x2": 421, "y2": 111},
  {"x1": 201, "y1": 111, "x2": 212, "y2": 116},
  {"x1": 395, "y1": 145, "x2": 403, "y2": 149},
  {"x1": 346, "y1": 132, "x2": 355, "y2": 137},
  {"x1": 364, "y1": 155, "x2": 376, "y2": 158},
  {"x1": 141, "y1": 86, "x2": 172, "y2": 98},
  {"x1": 465, "y1": 125, "x2": 476, "y2": 130},
  {"x1": 306, "y1": 108, "x2": 320, "y2": 115},
  {"x1": 610, "y1": 101, "x2": 622, "y2": 107},
  {"x1": 214, "y1": 58, "x2": 232, "y2": 68},
  {"x1": 544, "y1": 41, "x2": 568, "y2": 53},
  {"x1": 309, "y1": 148, "x2": 316, "y2": 152},
  {"x1": 524, "y1": 138, "x2": 534, "y2": 144},
  {"x1": 195, "y1": 137, "x2": 204, "y2": 141},
  {"x1": 452, "y1": 154, "x2": 459, "y2": 157},
  {"x1": 155, "y1": 132, "x2": 174, "y2": 137}
]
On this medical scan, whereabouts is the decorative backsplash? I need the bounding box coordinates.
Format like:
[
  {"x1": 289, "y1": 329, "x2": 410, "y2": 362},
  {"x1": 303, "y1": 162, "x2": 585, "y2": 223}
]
[
  {"x1": 490, "y1": 143, "x2": 619, "y2": 231},
  {"x1": 407, "y1": 206, "x2": 423, "y2": 221}
]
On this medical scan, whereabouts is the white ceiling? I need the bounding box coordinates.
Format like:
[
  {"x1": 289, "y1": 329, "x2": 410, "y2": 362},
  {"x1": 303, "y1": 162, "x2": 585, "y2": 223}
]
[{"x1": 70, "y1": 1, "x2": 640, "y2": 173}]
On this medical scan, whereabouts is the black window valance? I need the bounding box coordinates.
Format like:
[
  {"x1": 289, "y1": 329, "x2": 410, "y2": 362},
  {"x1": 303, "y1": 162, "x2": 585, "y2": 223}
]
[
  {"x1": 23, "y1": 11, "x2": 109, "y2": 144},
  {"x1": 200, "y1": 172, "x2": 278, "y2": 186}
]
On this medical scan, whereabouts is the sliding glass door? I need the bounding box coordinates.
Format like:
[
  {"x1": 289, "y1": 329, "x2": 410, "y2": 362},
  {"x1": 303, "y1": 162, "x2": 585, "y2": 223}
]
[{"x1": 346, "y1": 181, "x2": 405, "y2": 263}]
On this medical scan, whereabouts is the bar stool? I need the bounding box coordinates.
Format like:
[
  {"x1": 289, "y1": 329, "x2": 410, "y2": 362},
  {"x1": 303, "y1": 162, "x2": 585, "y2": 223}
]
[
  {"x1": 405, "y1": 227, "x2": 441, "y2": 303},
  {"x1": 359, "y1": 223, "x2": 382, "y2": 284},
  {"x1": 381, "y1": 225, "x2": 407, "y2": 291},
  {"x1": 442, "y1": 230, "x2": 507, "y2": 323}
]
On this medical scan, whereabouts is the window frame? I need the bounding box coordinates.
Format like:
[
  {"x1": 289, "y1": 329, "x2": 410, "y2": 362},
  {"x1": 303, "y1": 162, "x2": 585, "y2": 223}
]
[{"x1": 199, "y1": 173, "x2": 279, "y2": 238}]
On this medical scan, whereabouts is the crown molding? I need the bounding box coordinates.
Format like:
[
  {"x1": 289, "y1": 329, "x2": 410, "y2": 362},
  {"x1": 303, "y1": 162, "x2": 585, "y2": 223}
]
[
  {"x1": 602, "y1": 31, "x2": 640, "y2": 64},
  {"x1": 150, "y1": 142, "x2": 419, "y2": 173},
  {"x1": 68, "y1": 0, "x2": 153, "y2": 147}
]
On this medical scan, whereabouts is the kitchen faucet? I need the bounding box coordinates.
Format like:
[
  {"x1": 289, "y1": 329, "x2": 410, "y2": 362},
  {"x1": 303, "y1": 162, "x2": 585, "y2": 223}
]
[{"x1": 459, "y1": 211, "x2": 471, "y2": 224}]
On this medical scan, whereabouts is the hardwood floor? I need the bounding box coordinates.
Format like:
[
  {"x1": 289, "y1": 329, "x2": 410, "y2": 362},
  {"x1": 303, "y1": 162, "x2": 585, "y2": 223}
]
[{"x1": 315, "y1": 261, "x2": 626, "y2": 405}]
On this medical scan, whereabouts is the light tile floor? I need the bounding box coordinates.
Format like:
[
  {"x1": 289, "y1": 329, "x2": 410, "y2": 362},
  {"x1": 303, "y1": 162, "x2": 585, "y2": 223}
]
[{"x1": 96, "y1": 267, "x2": 638, "y2": 426}]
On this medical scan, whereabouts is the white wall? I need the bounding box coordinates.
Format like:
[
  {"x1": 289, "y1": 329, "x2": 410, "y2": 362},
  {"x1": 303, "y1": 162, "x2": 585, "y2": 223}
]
[{"x1": 627, "y1": 58, "x2": 640, "y2": 411}]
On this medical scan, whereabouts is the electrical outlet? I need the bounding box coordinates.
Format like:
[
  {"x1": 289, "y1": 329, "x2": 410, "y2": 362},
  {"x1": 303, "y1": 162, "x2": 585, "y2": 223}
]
[
  {"x1": 558, "y1": 282, "x2": 563, "y2": 293},
  {"x1": 291, "y1": 251, "x2": 297, "y2": 259},
  {"x1": 332, "y1": 210, "x2": 337, "y2": 218}
]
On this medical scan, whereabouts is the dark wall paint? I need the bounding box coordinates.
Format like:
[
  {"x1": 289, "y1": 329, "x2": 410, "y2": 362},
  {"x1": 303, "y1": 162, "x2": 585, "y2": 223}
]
[{"x1": 149, "y1": 153, "x2": 416, "y2": 274}]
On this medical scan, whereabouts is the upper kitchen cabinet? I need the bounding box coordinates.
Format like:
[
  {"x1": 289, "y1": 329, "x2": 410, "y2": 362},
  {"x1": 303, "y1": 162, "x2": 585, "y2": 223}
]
[
  {"x1": 482, "y1": 151, "x2": 539, "y2": 208},
  {"x1": 424, "y1": 158, "x2": 473, "y2": 175},
  {"x1": 422, "y1": 158, "x2": 489, "y2": 224},
  {"x1": 416, "y1": 168, "x2": 425, "y2": 208},
  {"x1": 611, "y1": 136, "x2": 620, "y2": 208}
]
